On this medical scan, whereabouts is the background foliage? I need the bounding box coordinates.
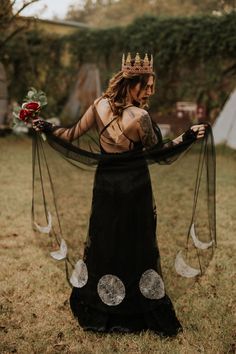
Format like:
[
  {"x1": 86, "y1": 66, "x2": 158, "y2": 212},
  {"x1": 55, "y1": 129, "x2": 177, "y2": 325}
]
[
  {"x1": 3, "y1": 12, "x2": 236, "y2": 121},
  {"x1": 66, "y1": 0, "x2": 236, "y2": 28}
]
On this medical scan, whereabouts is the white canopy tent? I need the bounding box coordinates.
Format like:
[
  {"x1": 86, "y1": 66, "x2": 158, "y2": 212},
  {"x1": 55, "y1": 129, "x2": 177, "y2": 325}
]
[
  {"x1": 213, "y1": 89, "x2": 236, "y2": 149},
  {"x1": 61, "y1": 63, "x2": 101, "y2": 123}
]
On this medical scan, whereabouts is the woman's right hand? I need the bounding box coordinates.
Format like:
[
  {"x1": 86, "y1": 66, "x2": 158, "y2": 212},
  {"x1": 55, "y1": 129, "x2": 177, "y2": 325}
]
[
  {"x1": 190, "y1": 124, "x2": 207, "y2": 139},
  {"x1": 182, "y1": 124, "x2": 207, "y2": 142}
]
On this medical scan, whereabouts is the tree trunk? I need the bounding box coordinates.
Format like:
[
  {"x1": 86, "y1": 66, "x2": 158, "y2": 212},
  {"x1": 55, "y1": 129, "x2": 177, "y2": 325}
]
[{"x1": 0, "y1": 62, "x2": 8, "y2": 125}]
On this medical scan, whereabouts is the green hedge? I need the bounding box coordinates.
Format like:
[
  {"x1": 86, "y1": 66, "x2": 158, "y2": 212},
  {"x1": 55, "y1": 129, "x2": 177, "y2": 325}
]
[
  {"x1": 4, "y1": 13, "x2": 236, "y2": 120},
  {"x1": 69, "y1": 14, "x2": 236, "y2": 64}
]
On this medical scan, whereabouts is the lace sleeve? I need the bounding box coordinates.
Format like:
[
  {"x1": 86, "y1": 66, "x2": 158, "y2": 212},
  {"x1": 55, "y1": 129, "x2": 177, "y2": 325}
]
[
  {"x1": 52, "y1": 105, "x2": 96, "y2": 142},
  {"x1": 147, "y1": 123, "x2": 199, "y2": 165},
  {"x1": 137, "y1": 111, "x2": 158, "y2": 148}
]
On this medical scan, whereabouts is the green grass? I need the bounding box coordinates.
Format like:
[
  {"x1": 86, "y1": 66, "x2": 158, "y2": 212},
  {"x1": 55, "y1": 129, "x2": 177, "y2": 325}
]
[{"x1": 0, "y1": 135, "x2": 235, "y2": 354}]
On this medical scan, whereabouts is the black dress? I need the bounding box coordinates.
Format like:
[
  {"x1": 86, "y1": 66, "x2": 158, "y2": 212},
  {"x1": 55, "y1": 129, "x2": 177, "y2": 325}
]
[
  {"x1": 70, "y1": 142, "x2": 182, "y2": 336},
  {"x1": 33, "y1": 100, "x2": 215, "y2": 337}
]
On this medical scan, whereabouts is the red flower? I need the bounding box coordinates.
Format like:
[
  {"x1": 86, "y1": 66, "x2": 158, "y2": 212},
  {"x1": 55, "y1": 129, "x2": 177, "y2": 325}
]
[
  {"x1": 24, "y1": 101, "x2": 40, "y2": 111},
  {"x1": 19, "y1": 109, "x2": 32, "y2": 122}
]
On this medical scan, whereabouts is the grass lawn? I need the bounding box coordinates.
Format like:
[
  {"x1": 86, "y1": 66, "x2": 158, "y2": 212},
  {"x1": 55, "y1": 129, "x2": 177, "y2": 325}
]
[{"x1": 0, "y1": 135, "x2": 235, "y2": 354}]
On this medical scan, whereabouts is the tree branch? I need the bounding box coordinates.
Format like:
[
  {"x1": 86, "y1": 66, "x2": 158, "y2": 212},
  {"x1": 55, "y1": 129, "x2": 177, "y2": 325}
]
[
  {"x1": 13, "y1": 0, "x2": 40, "y2": 19},
  {"x1": 0, "y1": 25, "x2": 27, "y2": 51}
]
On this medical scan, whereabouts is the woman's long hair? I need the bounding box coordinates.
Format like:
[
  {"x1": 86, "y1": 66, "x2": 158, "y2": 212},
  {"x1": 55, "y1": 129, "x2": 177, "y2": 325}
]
[{"x1": 103, "y1": 69, "x2": 155, "y2": 117}]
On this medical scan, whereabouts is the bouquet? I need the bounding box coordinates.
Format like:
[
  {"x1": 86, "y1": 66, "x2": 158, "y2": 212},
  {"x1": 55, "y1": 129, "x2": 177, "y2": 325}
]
[{"x1": 13, "y1": 87, "x2": 48, "y2": 140}]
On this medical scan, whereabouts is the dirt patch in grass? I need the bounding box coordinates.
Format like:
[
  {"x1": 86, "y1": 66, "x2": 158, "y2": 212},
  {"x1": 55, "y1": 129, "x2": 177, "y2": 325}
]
[{"x1": 0, "y1": 136, "x2": 235, "y2": 354}]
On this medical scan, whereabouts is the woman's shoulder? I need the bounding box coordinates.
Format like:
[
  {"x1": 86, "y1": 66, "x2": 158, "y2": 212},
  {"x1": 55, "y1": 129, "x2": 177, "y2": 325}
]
[
  {"x1": 94, "y1": 96, "x2": 111, "y2": 109},
  {"x1": 94, "y1": 96, "x2": 105, "y2": 105},
  {"x1": 126, "y1": 106, "x2": 150, "y2": 118},
  {"x1": 93, "y1": 97, "x2": 113, "y2": 121}
]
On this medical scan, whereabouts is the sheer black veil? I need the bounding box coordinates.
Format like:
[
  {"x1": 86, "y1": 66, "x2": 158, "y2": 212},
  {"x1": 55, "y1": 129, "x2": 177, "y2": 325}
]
[{"x1": 31, "y1": 119, "x2": 216, "y2": 299}]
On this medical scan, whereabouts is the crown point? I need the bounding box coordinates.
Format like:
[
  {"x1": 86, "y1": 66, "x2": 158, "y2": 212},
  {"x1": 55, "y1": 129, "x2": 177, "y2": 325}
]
[
  {"x1": 144, "y1": 53, "x2": 149, "y2": 65},
  {"x1": 151, "y1": 54, "x2": 153, "y2": 66},
  {"x1": 126, "y1": 52, "x2": 131, "y2": 64},
  {"x1": 135, "y1": 53, "x2": 141, "y2": 65}
]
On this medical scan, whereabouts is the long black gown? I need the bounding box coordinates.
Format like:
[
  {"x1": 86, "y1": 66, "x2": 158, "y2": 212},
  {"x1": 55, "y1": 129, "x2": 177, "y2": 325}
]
[
  {"x1": 33, "y1": 98, "x2": 215, "y2": 337},
  {"x1": 69, "y1": 128, "x2": 182, "y2": 336}
]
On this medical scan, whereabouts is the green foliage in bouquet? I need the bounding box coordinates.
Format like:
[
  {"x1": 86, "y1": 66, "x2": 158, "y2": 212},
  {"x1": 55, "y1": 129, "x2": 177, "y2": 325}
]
[{"x1": 24, "y1": 87, "x2": 47, "y2": 107}]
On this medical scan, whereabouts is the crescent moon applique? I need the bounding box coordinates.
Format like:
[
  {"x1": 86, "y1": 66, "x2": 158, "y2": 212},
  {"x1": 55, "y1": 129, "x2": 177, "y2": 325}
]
[
  {"x1": 190, "y1": 223, "x2": 213, "y2": 250},
  {"x1": 50, "y1": 239, "x2": 68, "y2": 260},
  {"x1": 174, "y1": 250, "x2": 201, "y2": 278},
  {"x1": 70, "y1": 259, "x2": 88, "y2": 288},
  {"x1": 34, "y1": 211, "x2": 52, "y2": 234}
]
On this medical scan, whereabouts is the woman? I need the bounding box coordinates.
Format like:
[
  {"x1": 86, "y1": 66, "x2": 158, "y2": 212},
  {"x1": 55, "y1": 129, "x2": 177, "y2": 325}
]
[{"x1": 33, "y1": 53, "x2": 206, "y2": 337}]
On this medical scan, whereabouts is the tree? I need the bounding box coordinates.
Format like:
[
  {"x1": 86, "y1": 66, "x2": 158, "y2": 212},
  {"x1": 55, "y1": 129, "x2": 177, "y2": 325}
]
[
  {"x1": 0, "y1": 1, "x2": 41, "y2": 126},
  {"x1": 0, "y1": 0, "x2": 40, "y2": 54}
]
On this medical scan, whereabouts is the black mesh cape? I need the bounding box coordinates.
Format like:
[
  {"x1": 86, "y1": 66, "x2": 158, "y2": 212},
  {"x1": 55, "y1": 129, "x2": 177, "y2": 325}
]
[{"x1": 31, "y1": 103, "x2": 216, "y2": 335}]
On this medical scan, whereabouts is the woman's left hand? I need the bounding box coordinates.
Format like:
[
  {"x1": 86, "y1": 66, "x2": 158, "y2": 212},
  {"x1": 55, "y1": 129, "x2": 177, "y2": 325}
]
[{"x1": 190, "y1": 124, "x2": 207, "y2": 139}]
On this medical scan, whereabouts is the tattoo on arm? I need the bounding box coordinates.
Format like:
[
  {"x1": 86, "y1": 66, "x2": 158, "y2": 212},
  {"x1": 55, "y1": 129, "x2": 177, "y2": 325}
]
[{"x1": 138, "y1": 113, "x2": 158, "y2": 147}]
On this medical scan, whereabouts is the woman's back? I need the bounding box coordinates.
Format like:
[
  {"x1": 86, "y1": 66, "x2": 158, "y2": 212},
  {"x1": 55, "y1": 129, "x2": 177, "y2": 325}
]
[
  {"x1": 94, "y1": 97, "x2": 154, "y2": 153},
  {"x1": 46, "y1": 97, "x2": 158, "y2": 153}
]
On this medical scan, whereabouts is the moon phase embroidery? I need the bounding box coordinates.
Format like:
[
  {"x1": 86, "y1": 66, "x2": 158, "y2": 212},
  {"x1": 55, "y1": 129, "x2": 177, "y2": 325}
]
[
  {"x1": 97, "y1": 274, "x2": 125, "y2": 306},
  {"x1": 139, "y1": 269, "x2": 165, "y2": 300},
  {"x1": 50, "y1": 239, "x2": 68, "y2": 260},
  {"x1": 174, "y1": 250, "x2": 201, "y2": 278},
  {"x1": 34, "y1": 211, "x2": 52, "y2": 234},
  {"x1": 190, "y1": 223, "x2": 213, "y2": 250},
  {"x1": 70, "y1": 260, "x2": 88, "y2": 288}
]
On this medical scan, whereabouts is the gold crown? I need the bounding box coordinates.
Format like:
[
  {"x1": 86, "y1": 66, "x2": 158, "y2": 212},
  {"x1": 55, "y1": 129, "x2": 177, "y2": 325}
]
[{"x1": 122, "y1": 52, "x2": 153, "y2": 74}]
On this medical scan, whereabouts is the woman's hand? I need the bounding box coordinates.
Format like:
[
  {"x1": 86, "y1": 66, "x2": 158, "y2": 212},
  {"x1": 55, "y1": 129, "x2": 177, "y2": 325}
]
[
  {"x1": 32, "y1": 118, "x2": 42, "y2": 132},
  {"x1": 32, "y1": 118, "x2": 53, "y2": 133},
  {"x1": 181, "y1": 123, "x2": 207, "y2": 143},
  {"x1": 190, "y1": 124, "x2": 207, "y2": 139}
]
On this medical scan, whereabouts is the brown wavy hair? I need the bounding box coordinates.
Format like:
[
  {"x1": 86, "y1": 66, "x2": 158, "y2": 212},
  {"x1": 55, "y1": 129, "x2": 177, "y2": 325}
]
[{"x1": 103, "y1": 69, "x2": 155, "y2": 116}]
